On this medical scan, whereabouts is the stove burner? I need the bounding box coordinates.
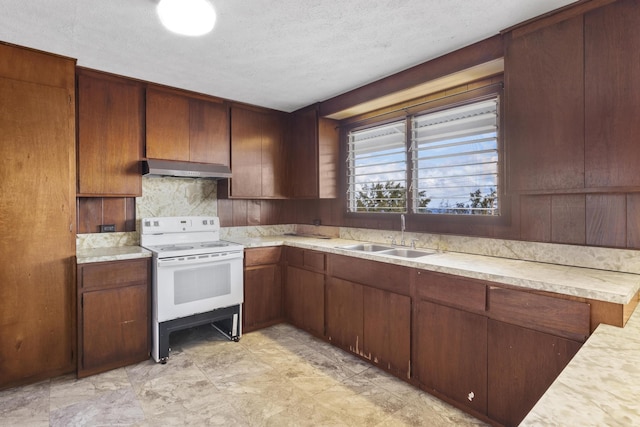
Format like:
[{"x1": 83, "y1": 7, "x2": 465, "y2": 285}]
[
  {"x1": 201, "y1": 242, "x2": 229, "y2": 248},
  {"x1": 159, "y1": 245, "x2": 194, "y2": 251}
]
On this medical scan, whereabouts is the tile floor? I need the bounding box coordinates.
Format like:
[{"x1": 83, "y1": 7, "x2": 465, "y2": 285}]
[{"x1": 0, "y1": 323, "x2": 488, "y2": 426}]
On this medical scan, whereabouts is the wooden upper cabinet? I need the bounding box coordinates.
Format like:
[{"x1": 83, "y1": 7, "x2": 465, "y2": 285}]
[
  {"x1": 0, "y1": 43, "x2": 76, "y2": 389},
  {"x1": 226, "y1": 105, "x2": 287, "y2": 198},
  {"x1": 289, "y1": 106, "x2": 339, "y2": 199},
  {"x1": 146, "y1": 88, "x2": 190, "y2": 161},
  {"x1": 146, "y1": 87, "x2": 230, "y2": 165},
  {"x1": 584, "y1": 0, "x2": 640, "y2": 189},
  {"x1": 261, "y1": 109, "x2": 287, "y2": 198},
  {"x1": 229, "y1": 106, "x2": 262, "y2": 197},
  {"x1": 505, "y1": 16, "x2": 585, "y2": 193},
  {"x1": 77, "y1": 70, "x2": 143, "y2": 196},
  {"x1": 189, "y1": 98, "x2": 230, "y2": 165}
]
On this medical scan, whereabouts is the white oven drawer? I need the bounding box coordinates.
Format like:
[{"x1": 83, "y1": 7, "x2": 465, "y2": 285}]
[{"x1": 154, "y1": 255, "x2": 243, "y2": 322}]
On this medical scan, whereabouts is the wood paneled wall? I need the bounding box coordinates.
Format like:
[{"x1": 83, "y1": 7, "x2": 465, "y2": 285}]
[
  {"x1": 77, "y1": 197, "x2": 136, "y2": 233},
  {"x1": 85, "y1": 0, "x2": 640, "y2": 253}
]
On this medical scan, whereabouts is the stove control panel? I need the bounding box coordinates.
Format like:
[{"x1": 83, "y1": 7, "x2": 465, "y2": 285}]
[{"x1": 141, "y1": 216, "x2": 220, "y2": 234}]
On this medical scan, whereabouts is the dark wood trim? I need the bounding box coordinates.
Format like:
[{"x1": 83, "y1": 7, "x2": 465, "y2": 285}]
[
  {"x1": 318, "y1": 35, "x2": 503, "y2": 118},
  {"x1": 507, "y1": 186, "x2": 640, "y2": 195},
  {"x1": 0, "y1": 41, "x2": 76, "y2": 88},
  {"x1": 340, "y1": 80, "x2": 503, "y2": 129},
  {"x1": 503, "y1": 0, "x2": 617, "y2": 39}
]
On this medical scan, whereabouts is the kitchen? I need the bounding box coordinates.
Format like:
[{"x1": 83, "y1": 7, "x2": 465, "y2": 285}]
[{"x1": 2, "y1": 0, "x2": 640, "y2": 426}]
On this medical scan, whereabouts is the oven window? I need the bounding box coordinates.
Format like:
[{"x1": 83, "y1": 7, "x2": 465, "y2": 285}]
[{"x1": 174, "y1": 264, "x2": 231, "y2": 305}]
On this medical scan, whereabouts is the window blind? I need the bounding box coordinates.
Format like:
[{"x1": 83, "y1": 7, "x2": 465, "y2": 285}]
[
  {"x1": 347, "y1": 120, "x2": 407, "y2": 213},
  {"x1": 411, "y1": 98, "x2": 499, "y2": 215}
]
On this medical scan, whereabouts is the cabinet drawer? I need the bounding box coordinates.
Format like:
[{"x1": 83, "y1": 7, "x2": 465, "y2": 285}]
[
  {"x1": 286, "y1": 247, "x2": 325, "y2": 272},
  {"x1": 304, "y1": 250, "x2": 325, "y2": 271},
  {"x1": 415, "y1": 271, "x2": 486, "y2": 313},
  {"x1": 329, "y1": 254, "x2": 411, "y2": 296},
  {"x1": 245, "y1": 247, "x2": 282, "y2": 267},
  {"x1": 488, "y1": 286, "x2": 590, "y2": 342},
  {"x1": 79, "y1": 258, "x2": 149, "y2": 290}
]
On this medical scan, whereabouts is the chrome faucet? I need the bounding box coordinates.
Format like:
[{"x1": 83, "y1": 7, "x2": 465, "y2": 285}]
[{"x1": 400, "y1": 214, "x2": 406, "y2": 246}]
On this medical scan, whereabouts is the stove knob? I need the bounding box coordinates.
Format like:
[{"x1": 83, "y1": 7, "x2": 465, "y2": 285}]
[{"x1": 202, "y1": 220, "x2": 207, "y2": 225}]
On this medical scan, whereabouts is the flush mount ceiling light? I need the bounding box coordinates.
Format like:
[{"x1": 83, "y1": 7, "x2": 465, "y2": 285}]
[{"x1": 157, "y1": 0, "x2": 216, "y2": 36}]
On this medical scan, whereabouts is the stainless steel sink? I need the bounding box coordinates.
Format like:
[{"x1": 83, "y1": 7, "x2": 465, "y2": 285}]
[
  {"x1": 378, "y1": 248, "x2": 437, "y2": 258},
  {"x1": 337, "y1": 243, "x2": 437, "y2": 258},
  {"x1": 337, "y1": 243, "x2": 395, "y2": 252}
]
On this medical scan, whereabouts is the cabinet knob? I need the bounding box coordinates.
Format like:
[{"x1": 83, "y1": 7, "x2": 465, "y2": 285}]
[{"x1": 467, "y1": 391, "x2": 475, "y2": 401}]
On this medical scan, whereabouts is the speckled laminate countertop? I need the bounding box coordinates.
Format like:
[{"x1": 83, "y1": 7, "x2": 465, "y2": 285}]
[
  {"x1": 521, "y1": 305, "x2": 640, "y2": 426},
  {"x1": 230, "y1": 235, "x2": 640, "y2": 305},
  {"x1": 235, "y1": 235, "x2": 640, "y2": 426},
  {"x1": 76, "y1": 246, "x2": 152, "y2": 264}
]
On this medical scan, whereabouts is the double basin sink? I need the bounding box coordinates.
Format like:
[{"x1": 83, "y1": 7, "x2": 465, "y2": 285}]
[{"x1": 337, "y1": 243, "x2": 437, "y2": 259}]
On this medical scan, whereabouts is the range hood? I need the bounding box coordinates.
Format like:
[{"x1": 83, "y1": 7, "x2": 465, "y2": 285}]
[{"x1": 142, "y1": 159, "x2": 232, "y2": 179}]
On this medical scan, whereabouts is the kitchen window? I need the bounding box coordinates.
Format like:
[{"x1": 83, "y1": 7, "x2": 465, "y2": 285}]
[
  {"x1": 346, "y1": 93, "x2": 500, "y2": 216},
  {"x1": 347, "y1": 120, "x2": 407, "y2": 213}
]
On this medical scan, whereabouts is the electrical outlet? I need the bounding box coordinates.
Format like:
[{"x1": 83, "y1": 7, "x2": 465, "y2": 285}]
[{"x1": 100, "y1": 224, "x2": 116, "y2": 233}]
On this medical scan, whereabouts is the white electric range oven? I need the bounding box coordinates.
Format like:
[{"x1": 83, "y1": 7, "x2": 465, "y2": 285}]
[{"x1": 140, "y1": 216, "x2": 244, "y2": 363}]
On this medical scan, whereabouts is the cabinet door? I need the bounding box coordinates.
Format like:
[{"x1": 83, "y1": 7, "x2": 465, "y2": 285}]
[
  {"x1": 0, "y1": 71, "x2": 76, "y2": 388},
  {"x1": 363, "y1": 287, "x2": 411, "y2": 379},
  {"x1": 146, "y1": 89, "x2": 190, "y2": 161},
  {"x1": 285, "y1": 266, "x2": 324, "y2": 336},
  {"x1": 81, "y1": 284, "x2": 149, "y2": 372},
  {"x1": 288, "y1": 107, "x2": 339, "y2": 199},
  {"x1": 506, "y1": 16, "x2": 584, "y2": 192},
  {"x1": 414, "y1": 300, "x2": 488, "y2": 415},
  {"x1": 261, "y1": 110, "x2": 287, "y2": 198},
  {"x1": 230, "y1": 106, "x2": 263, "y2": 197},
  {"x1": 488, "y1": 319, "x2": 581, "y2": 427},
  {"x1": 243, "y1": 264, "x2": 282, "y2": 332},
  {"x1": 290, "y1": 107, "x2": 319, "y2": 198},
  {"x1": 326, "y1": 277, "x2": 363, "y2": 353},
  {"x1": 317, "y1": 117, "x2": 339, "y2": 199},
  {"x1": 585, "y1": 0, "x2": 640, "y2": 188},
  {"x1": 77, "y1": 72, "x2": 143, "y2": 196},
  {"x1": 189, "y1": 98, "x2": 230, "y2": 165}
]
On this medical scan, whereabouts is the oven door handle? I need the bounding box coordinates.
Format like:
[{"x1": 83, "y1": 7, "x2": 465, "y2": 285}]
[{"x1": 157, "y1": 252, "x2": 243, "y2": 267}]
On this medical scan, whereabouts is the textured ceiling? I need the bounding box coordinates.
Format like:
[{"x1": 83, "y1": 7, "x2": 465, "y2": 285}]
[{"x1": 0, "y1": 0, "x2": 575, "y2": 112}]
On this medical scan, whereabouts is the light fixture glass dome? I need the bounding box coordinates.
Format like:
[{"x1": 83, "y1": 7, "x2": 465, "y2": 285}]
[{"x1": 157, "y1": 0, "x2": 216, "y2": 37}]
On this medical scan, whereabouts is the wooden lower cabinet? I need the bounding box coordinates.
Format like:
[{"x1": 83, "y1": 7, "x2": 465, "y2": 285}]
[
  {"x1": 77, "y1": 258, "x2": 150, "y2": 378},
  {"x1": 285, "y1": 265, "x2": 325, "y2": 336},
  {"x1": 326, "y1": 255, "x2": 411, "y2": 378},
  {"x1": 243, "y1": 247, "x2": 283, "y2": 333},
  {"x1": 241, "y1": 246, "x2": 590, "y2": 426},
  {"x1": 326, "y1": 278, "x2": 411, "y2": 378},
  {"x1": 326, "y1": 277, "x2": 363, "y2": 352},
  {"x1": 487, "y1": 319, "x2": 582, "y2": 426},
  {"x1": 414, "y1": 300, "x2": 488, "y2": 414},
  {"x1": 363, "y1": 286, "x2": 411, "y2": 378}
]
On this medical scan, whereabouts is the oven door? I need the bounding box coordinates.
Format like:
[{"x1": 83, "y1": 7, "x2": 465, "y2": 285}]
[{"x1": 154, "y1": 251, "x2": 243, "y2": 322}]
